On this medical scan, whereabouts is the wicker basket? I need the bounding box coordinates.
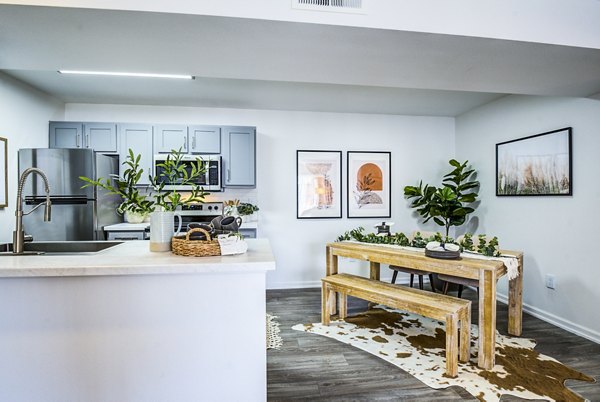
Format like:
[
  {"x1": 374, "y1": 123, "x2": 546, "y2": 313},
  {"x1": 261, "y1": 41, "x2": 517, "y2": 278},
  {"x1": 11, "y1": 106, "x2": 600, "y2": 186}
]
[{"x1": 172, "y1": 228, "x2": 221, "y2": 257}]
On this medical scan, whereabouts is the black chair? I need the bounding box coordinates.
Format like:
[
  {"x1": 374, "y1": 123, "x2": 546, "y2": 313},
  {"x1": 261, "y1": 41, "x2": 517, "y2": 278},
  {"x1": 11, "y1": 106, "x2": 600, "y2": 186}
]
[
  {"x1": 438, "y1": 274, "x2": 479, "y2": 298},
  {"x1": 389, "y1": 266, "x2": 436, "y2": 292},
  {"x1": 388, "y1": 230, "x2": 440, "y2": 292}
]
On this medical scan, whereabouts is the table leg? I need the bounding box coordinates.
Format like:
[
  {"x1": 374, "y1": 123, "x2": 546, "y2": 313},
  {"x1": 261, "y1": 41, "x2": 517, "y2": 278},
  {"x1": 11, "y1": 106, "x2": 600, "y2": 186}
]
[
  {"x1": 369, "y1": 261, "x2": 380, "y2": 281},
  {"x1": 321, "y1": 282, "x2": 330, "y2": 326},
  {"x1": 368, "y1": 262, "x2": 381, "y2": 309},
  {"x1": 478, "y1": 269, "x2": 497, "y2": 370},
  {"x1": 326, "y1": 246, "x2": 338, "y2": 314},
  {"x1": 508, "y1": 254, "x2": 523, "y2": 336}
]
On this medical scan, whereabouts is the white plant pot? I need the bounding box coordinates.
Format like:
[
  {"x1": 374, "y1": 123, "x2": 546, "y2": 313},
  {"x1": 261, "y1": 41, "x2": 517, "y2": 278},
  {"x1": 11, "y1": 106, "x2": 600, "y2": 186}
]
[{"x1": 124, "y1": 210, "x2": 148, "y2": 224}]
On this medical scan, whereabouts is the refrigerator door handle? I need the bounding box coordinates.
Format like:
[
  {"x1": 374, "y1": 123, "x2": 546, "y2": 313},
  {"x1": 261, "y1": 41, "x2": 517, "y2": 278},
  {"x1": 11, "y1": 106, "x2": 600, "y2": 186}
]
[{"x1": 25, "y1": 196, "x2": 89, "y2": 205}]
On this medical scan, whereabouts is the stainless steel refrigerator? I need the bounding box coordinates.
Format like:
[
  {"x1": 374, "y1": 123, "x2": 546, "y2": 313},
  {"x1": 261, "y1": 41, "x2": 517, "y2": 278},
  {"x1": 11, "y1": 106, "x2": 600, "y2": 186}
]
[{"x1": 18, "y1": 148, "x2": 121, "y2": 241}]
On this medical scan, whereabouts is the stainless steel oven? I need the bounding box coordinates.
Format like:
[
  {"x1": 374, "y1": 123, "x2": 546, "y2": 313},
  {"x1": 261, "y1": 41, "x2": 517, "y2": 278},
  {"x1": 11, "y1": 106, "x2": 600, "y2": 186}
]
[
  {"x1": 154, "y1": 154, "x2": 221, "y2": 191},
  {"x1": 177, "y1": 202, "x2": 224, "y2": 231}
]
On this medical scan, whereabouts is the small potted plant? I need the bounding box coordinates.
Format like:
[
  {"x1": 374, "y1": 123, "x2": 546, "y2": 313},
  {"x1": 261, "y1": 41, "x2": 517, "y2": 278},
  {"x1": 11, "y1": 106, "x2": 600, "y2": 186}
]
[
  {"x1": 80, "y1": 149, "x2": 154, "y2": 223},
  {"x1": 237, "y1": 202, "x2": 260, "y2": 222}
]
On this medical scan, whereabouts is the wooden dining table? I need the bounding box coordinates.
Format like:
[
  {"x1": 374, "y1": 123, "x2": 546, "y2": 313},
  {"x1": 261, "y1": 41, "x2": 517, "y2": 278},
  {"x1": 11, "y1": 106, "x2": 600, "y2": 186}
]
[{"x1": 325, "y1": 242, "x2": 523, "y2": 370}]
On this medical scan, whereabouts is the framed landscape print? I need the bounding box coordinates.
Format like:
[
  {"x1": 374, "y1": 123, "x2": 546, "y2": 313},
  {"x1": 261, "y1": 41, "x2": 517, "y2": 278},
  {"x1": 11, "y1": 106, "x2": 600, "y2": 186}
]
[
  {"x1": 296, "y1": 150, "x2": 342, "y2": 219},
  {"x1": 347, "y1": 151, "x2": 391, "y2": 218},
  {"x1": 496, "y1": 127, "x2": 572, "y2": 196},
  {"x1": 0, "y1": 137, "x2": 6, "y2": 208}
]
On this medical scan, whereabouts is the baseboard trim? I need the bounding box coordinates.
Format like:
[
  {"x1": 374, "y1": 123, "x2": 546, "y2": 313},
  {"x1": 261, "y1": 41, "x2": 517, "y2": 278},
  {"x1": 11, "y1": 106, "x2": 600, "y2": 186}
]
[{"x1": 496, "y1": 292, "x2": 600, "y2": 344}]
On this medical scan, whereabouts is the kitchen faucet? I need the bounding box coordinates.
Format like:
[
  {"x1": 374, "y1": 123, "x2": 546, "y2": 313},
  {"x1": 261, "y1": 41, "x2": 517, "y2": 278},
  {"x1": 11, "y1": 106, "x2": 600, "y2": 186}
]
[{"x1": 13, "y1": 168, "x2": 52, "y2": 254}]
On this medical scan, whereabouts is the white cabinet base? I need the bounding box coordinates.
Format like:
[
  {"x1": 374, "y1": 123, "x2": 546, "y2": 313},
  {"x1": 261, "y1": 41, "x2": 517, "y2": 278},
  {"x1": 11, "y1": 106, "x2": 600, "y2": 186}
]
[{"x1": 0, "y1": 272, "x2": 268, "y2": 401}]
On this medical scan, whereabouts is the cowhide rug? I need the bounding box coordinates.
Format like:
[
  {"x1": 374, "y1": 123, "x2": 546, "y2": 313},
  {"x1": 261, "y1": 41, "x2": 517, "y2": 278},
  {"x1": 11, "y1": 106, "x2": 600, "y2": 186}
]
[{"x1": 292, "y1": 307, "x2": 595, "y2": 402}]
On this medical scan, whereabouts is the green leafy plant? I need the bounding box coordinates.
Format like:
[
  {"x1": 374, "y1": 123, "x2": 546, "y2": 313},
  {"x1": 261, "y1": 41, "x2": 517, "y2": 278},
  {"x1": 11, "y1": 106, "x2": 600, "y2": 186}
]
[
  {"x1": 477, "y1": 234, "x2": 501, "y2": 257},
  {"x1": 150, "y1": 149, "x2": 207, "y2": 211},
  {"x1": 404, "y1": 159, "x2": 479, "y2": 239},
  {"x1": 237, "y1": 202, "x2": 259, "y2": 216},
  {"x1": 459, "y1": 233, "x2": 475, "y2": 252},
  {"x1": 80, "y1": 149, "x2": 154, "y2": 215}
]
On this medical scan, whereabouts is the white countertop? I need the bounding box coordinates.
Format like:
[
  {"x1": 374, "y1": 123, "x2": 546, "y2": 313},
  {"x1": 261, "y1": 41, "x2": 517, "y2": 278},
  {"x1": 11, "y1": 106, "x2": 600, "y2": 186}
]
[
  {"x1": 104, "y1": 223, "x2": 150, "y2": 231},
  {"x1": 0, "y1": 239, "x2": 275, "y2": 278}
]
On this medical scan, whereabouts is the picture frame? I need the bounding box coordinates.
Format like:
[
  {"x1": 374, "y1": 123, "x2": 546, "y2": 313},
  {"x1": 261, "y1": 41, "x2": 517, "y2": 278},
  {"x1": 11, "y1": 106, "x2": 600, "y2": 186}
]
[
  {"x1": 347, "y1": 151, "x2": 391, "y2": 218},
  {"x1": 496, "y1": 127, "x2": 572, "y2": 196},
  {"x1": 296, "y1": 150, "x2": 342, "y2": 219},
  {"x1": 0, "y1": 137, "x2": 7, "y2": 208}
]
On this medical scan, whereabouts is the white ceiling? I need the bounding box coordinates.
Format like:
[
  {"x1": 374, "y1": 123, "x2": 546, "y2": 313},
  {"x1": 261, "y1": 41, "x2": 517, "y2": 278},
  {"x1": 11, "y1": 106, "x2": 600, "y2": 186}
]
[{"x1": 1, "y1": 5, "x2": 599, "y2": 116}]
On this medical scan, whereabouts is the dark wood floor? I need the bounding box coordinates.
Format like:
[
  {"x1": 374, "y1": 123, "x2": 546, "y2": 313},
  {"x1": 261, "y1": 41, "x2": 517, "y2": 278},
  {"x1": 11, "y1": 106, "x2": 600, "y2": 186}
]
[{"x1": 267, "y1": 287, "x2": 600, "y2": 401}]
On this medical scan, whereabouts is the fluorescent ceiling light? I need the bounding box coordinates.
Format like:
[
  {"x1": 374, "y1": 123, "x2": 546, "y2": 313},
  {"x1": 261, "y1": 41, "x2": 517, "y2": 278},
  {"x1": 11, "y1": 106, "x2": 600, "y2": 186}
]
[{"x1": 58, "y1": 70, "x2": 194, "y2": 80}]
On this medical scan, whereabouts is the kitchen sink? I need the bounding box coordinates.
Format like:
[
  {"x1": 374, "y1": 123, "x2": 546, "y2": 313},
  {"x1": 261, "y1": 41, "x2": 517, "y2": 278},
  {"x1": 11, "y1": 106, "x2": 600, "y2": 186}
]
[{"x1": 0, "y1": 241, "x2": 124, "y2": 255}]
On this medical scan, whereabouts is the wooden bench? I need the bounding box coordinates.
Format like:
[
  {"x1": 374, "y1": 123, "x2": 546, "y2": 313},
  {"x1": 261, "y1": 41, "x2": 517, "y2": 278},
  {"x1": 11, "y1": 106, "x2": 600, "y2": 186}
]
[{"x1": 322, "y1": 273, "x2": 471, "y2": 377}]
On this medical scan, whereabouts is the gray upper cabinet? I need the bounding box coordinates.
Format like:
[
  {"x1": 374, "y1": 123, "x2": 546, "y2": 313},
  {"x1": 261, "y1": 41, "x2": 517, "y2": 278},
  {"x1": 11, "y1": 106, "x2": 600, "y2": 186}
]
[
  {"x1": 189, "y1": 125, "x2": 221, "y2": 154},
  {"x1": 50, "y1": 122, "x2": 117, "y2": 153},
  {"x1": 154, "y1": 125, "x2": 188, "y2": 153},
  {"x1": 83, "y1": 123, "x2": 117, "y2": 153},
  {"x1": 49, "y1": 122, "x2": 84, "y2": 148},
  {"x1": 155, "y1": 125, "x2": 221, "y2": 154},
  {"x1": 222, "y1": 126, "x2": 256, "y2": 187},
  {"x1": 119, "y1": 124, "x2": 153, "y2": 185}
]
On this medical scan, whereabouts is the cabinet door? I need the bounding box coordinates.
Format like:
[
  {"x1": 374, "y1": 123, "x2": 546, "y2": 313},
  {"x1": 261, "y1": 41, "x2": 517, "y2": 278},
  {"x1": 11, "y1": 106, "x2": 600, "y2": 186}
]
[
  {"x1": 189, "y1": 125, "x2": 220, "y2": 154},
  {"x1": 119, "y1": 124, "x2": 153, "y2": 185},
  {"x1": 49, "y1": 122, "x2": 84, "y2": 148},
  {"x1": 154, "y1": 125, "x2": 188, "y2": 153},
  {"x1": 84, "y1": 123, "x2": 118, "y2": 153},
  {"x1": 222, "y1": 126, "x2": 256, "y2": 187}
]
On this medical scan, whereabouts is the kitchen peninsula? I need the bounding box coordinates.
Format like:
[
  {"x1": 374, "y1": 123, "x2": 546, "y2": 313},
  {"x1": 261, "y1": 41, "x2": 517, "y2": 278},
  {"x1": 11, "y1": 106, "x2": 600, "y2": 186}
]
[{"x1": 0, "y1": 240, "x2": 275, "y2": 402}]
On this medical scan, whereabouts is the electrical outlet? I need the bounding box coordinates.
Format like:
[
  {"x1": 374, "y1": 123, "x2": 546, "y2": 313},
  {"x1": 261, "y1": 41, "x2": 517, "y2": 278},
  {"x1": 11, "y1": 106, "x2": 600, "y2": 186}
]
[{"x1": 545, "y1": 274, "x2": 556, "y2": 289}]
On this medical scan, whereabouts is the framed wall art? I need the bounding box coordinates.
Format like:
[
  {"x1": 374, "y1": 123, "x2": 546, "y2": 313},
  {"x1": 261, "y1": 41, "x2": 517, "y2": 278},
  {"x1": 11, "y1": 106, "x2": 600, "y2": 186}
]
[
  {"x1": 496, "y1": 127, "x2": 572, "y2": 196},
  {"x1": 0, "y1": 137, "x2": 6, "y2": 208},
  {"x1": 347, "y1": 151, "x2": 391, "y2": 218},
  {"x1": 296, "y1": 150, "x2": 342, "y2": 219}
]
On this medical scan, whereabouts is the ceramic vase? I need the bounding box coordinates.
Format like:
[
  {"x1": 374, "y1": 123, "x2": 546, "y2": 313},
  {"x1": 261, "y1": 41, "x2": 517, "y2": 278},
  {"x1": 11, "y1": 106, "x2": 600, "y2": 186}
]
[{"x1": 149, "y1": 211, "x2": 182, "y2": 252}]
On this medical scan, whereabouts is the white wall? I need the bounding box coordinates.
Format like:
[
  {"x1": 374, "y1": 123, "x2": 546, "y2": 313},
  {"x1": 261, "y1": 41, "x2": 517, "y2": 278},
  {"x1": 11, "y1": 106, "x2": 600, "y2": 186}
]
[
  {"x1": 65, "y1": 103, "x2": 454, "y2": 288},
  {"x1": 456, "y1": 95, "x2": 600, "y2": 342},
  {"x1": 0, "y1": 73, "x2": 64, "y2": 243}
]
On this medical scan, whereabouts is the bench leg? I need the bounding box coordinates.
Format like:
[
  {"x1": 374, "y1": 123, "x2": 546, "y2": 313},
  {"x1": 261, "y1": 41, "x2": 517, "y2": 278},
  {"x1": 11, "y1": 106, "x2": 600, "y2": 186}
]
[
  {"x1": 459, "y1": 306, "x2": 471, "y2": 363},
  {"x1": 339, "y1": 291, "x2": 347, "y2": 320},
  {"x1": 445, "y1": 313, "x2": 459, "y2": 378},
  {"x1": 321, "y1": 282, "x2": 330, "y2": 326}
]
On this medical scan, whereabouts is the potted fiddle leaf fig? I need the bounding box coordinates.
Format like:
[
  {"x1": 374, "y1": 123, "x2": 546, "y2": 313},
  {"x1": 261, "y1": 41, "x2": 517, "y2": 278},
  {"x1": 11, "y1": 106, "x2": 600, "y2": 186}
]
[
  {"x1": 80, "y1": 149, "x2": 154, "y2": 223},
  {"x1": 404, "y1": 159, "x2": 479, "y2": 241}
]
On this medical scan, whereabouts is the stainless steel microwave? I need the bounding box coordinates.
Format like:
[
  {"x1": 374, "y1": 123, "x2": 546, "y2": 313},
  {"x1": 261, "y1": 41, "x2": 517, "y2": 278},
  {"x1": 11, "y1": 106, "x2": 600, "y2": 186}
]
[{"x1": 153, "y1": 154, "x2": 222, "y2": 191}]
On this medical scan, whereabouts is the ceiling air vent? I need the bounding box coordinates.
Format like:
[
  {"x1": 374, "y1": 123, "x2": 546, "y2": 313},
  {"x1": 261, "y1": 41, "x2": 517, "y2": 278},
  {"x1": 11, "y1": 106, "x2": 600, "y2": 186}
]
[{"x1": 292, "y1": 0, "x2": 365, "y2": 14}]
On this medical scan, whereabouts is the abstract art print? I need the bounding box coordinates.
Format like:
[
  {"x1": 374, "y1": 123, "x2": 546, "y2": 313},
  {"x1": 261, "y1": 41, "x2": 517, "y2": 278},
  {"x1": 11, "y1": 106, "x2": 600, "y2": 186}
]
[
  {"x1": 496, "y1": 127, "x2": 572, "y2": 196},
  {"x1": 347, "y1": 151, "x2": 391, "y2": 218},
  {"x1": 296, "y1": 150, "x2": 342, "y2": 219}
]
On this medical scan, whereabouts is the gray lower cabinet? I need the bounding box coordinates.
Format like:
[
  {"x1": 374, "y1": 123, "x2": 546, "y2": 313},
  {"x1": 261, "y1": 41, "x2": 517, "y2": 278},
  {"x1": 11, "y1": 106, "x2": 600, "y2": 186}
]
[
  {"x1": 222, "y1": 126, "x2": 256, "y2": 187},
  {"x1": 239, "y1": 228, "x2": 257, "y2": 239},
  {"x1": 119, "y1": 124, "x2": 153, "y2": 185},
  {"x1": 50, "y1": 122, "x2": 117, "y2": 152}
]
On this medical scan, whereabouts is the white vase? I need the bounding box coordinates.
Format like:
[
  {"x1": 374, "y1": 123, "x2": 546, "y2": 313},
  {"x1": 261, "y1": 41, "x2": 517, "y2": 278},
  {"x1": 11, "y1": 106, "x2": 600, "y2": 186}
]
[
  {"x1": 124, "y1": 210, "x2": 148, "y2": 224},
  {"x1": 149, "y1": 211, "x2": 182, "y2": 252}
]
